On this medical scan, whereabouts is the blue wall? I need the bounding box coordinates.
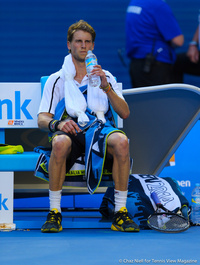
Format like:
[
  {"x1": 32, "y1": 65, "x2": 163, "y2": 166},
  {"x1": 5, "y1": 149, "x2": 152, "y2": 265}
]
[
  {"x1": 0, "y1": 0, "x2": 130, "y2": 87},
  {"x1": 0, "y1": 0, "x2": 199, "y2": 88}
]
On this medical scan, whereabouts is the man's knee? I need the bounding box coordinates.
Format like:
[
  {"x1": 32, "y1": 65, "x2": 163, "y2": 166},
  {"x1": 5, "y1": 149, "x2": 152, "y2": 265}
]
[
  {"x1": 111, "y1": 133, "x2": 129, "y2": 155},
  {"x1": 52, "y1": 134, "x2": 71, "y2": 156},
  {"x1": 117, "y1": 133, "x2": 128, "y2": 145}
]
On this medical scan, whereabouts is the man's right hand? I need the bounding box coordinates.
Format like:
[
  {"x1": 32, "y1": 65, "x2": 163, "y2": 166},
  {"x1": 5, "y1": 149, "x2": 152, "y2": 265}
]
[{"x1": 58, "y1": 119, "x2": 82, "y2": 135}]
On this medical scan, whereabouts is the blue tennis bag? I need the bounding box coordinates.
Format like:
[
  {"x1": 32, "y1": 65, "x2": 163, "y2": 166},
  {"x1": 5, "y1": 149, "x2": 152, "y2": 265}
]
[{"x1": 99, "y1": 174, "x2": 190, "y2": 229}]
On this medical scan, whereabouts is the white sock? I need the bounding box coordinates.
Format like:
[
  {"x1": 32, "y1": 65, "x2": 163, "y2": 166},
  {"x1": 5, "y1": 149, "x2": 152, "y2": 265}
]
[
  {"x1": 114, "y1": 189, "x2": 128, "y2": 212},
  {"x1": 49, "y1": 190, "x2": 62, "y2": 213}
]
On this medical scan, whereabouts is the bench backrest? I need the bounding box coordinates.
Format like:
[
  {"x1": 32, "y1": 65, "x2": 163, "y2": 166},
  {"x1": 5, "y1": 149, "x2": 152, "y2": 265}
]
[{"x1": 1, "y1": 81, "x2": 200, "y2": 177}]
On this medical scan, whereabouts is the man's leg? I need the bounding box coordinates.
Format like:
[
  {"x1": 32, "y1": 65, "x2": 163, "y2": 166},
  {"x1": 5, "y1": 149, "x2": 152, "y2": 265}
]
[
  {"x1": 41, "y1": 134, "x2": 72, "y2": 233},
  {"x1": 130, "y1": 59, "x2": 173, "y2": 88},
  {"x1": 172, "y1": 52, "x2": 200, "y2": 83},
  {"x1": 107, "y1": 132, "x2": 140, "y2": 232},
  {"x1": 49, "y1": 134, "x2": 72, "y2": 191}
]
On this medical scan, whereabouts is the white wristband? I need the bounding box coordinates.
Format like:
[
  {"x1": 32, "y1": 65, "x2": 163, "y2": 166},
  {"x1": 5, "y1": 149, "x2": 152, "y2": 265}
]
[{"x1": 189, "y1": 41, "x2": 198, "y2": 46}]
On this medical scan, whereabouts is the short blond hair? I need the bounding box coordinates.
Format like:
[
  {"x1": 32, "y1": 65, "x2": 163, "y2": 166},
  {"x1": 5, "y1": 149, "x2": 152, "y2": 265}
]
[{"x1": 67, "y1": 20, "x2": 96, "y2": 43}]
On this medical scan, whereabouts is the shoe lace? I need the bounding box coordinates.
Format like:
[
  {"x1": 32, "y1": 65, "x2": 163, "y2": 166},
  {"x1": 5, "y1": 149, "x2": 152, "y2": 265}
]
[
  {"x1": 48, "y1": 211, "x2": 58, "y2": 223},
  {"x1": 120, "y1": 210, "x2": 134, "y2": 223}
]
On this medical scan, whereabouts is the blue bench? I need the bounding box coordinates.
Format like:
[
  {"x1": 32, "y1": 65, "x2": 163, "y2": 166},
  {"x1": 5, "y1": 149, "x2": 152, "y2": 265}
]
[
  {"x1": 0, "y1": 77, "x2": 122, "y2": 229},
  {"x1": 1, "y1": 80, "x2": 200, "y2": 178},
  {"x1": 0, "y1": 77, "x2": 121, "y2": 185},
  {"x1": 0, "y1": 150, "x2": 40, "y2": 171},
  {"x1": 1, "y1": 81, "x2": 200, "y2": 230}
]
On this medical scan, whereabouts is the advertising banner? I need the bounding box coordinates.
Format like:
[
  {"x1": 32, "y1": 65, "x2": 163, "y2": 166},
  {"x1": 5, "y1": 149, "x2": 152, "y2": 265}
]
[
  {"x1": 0, "y1": 83, "x2": 41, "y2": 128},
  {"x1": 0, "y1": 172, "x2": 15, "y2": 229}
]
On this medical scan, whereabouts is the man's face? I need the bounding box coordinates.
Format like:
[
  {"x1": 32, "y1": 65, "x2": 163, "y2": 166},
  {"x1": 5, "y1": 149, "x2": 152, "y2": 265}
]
[{"x1": 67, "y1": 30, "x2": 94, "y2": 62}]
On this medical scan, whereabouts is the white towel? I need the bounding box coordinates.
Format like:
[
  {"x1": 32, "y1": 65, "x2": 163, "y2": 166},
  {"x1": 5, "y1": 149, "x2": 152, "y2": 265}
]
[
  {"x1": 87, "y1": 79, "x2": 108, "y2": 124},
  {"x1": 60, "y1": 54, "x2": 108, "y2": 127}
]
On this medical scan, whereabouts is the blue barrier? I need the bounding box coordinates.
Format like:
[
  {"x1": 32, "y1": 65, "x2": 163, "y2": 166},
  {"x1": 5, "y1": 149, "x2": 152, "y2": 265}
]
[{"x1": 160, "y1": 120, "x2": 200, "y2": 203}]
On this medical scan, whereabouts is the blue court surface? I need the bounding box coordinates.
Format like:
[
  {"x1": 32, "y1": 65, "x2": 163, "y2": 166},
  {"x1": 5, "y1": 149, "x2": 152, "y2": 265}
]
[{"x1": 0, "y1": 211, "x2": 199, "y2": 265}]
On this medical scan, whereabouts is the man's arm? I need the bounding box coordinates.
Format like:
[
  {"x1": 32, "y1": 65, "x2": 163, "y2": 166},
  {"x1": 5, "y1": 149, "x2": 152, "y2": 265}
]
[
  {"x1": 38, "y1": 112, "x2": 82, "y2": 135},
  {"x1": 91, "y1": 65, "x2": 130, "y2": 120},
  {"x1": 171, "y1": 34, "x2": 184, "y2": 47},
  {"x1": 189, "y1": 25, "x2": 199, "y2": 44},
  {"x1": 106, "y1": 89, "x2": 130, "y2": 120},
  {"x1": 187, "y1": 25, "x2": 199, "y2": 63},
  {"x1": 38, "y1": 112, "x2": 54, "y2": 132}
]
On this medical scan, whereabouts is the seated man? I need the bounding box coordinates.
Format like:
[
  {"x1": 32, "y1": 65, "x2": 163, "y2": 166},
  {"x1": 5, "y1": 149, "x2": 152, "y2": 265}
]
[{"x1": 37, "y1": 20, "x2": 140, "y2": 233}]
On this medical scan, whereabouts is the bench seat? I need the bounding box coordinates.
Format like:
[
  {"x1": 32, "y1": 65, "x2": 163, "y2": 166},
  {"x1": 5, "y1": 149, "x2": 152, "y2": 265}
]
[{"x1": 0, "y1": 152, "x2": 40, "y2": 171}]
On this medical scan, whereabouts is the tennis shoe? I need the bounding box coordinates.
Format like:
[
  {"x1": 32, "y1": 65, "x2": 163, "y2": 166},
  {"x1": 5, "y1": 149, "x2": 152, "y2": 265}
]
[
  {"x1": 111, "y1": 207, "x2": 140, "y2": 232},
  {"x1": 41, "y1": 208, "x2": 62, "y2": 233}
]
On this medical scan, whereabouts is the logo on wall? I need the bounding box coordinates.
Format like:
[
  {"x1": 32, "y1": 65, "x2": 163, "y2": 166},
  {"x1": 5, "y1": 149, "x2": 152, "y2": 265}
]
[
  {"x1": 7, "y1": 120, "x2": 24, "y2": 126},
  {"x1": 0, "y1": 194, "x2": 8, "y2": 211},
  {"x1": 0, "y1": 83, "x2": 41, "y2": 128}
]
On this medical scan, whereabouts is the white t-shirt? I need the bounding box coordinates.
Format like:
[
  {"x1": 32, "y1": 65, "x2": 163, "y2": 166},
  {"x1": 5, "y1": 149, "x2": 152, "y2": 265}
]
[{"x1": 38, "y1": 70, "x2": 124, "y2": 117}]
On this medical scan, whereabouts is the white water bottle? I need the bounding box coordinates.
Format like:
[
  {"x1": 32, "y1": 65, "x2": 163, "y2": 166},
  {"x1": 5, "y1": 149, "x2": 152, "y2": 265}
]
[
  {"x1": 191, "y1": 183, "x2": 200, "y2": 225},
  {"x1": 85, "y1": 50, "x2": 101, "y2": 87}
]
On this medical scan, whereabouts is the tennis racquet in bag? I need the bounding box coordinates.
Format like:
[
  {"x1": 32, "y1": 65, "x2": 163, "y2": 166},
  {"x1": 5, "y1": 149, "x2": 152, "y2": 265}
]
[{"x1": 147, "y1": 191, "x2": 190, "y2": 233}]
